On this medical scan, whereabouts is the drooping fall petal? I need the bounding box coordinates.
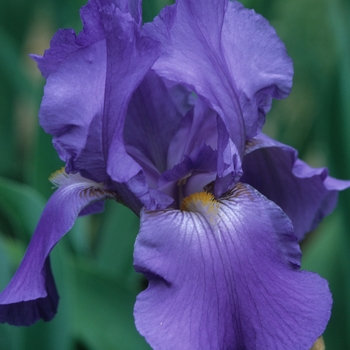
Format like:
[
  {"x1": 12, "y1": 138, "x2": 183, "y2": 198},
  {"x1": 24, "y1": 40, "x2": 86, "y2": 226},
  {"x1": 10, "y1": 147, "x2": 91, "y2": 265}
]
[
  {"x1": 0, "y1": 172, "x2": 115, "y2": 325},
  {"x1": 134, "y1": 184, "x2": 331, "y2": 349}
]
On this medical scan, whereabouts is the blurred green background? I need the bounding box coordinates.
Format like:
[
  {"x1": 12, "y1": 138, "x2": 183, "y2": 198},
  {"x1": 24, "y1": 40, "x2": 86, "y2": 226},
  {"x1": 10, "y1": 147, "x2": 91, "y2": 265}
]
[{"x1": 0, "y1": 0, "x2": 349, "y2": 349}]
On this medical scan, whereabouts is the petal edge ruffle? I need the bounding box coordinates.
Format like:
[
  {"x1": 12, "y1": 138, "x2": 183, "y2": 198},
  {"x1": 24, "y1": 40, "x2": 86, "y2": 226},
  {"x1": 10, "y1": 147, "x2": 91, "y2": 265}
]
[{"x1": 242, "y1": 133, "x2": 350, "y2": 240}]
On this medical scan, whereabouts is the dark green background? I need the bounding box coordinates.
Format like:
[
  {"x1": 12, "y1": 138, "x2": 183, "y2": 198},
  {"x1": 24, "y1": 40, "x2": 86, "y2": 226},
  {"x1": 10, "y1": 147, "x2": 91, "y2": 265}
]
[{"x1": 0, "y1": 0, "x2": 349, "y2": 348}]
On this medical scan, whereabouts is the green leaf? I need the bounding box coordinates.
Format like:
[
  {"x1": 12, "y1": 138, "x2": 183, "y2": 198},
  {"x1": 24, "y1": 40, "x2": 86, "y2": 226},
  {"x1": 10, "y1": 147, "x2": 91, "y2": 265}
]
[
  {"x1": 71, "y1": 257, "x2": 151, "y2": 350},
  {"x1": 142, "y1": 0, "x2": 174, "y2": 23},
  {"x1": 0, "y1": 236, "x2": 25, "y2": 350},
  {"x1": 302, "y1": 212, "x2": 350, "y2": 349},
  {"x1": 95, "y1": 201, "x2": 143, "y2": 292},
  {"x1": 0, "y1": 176, "x2": 45, "y2": 241},
  {"x1": 28, "y1": 127, "x2": 65, "y2": 199},
  {"x1": 0, "y1": 25, "x2": 32, "y2": 95},
  {"x1": 0, "y1": 322, "x2": 24, "y2": 350}
]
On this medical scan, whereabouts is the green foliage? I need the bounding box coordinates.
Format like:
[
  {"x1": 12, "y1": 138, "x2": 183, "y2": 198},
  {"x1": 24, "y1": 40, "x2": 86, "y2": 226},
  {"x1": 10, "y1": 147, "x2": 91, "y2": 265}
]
[{"x1": 0, "y1": 0, "x2": 349, "y2": 349}]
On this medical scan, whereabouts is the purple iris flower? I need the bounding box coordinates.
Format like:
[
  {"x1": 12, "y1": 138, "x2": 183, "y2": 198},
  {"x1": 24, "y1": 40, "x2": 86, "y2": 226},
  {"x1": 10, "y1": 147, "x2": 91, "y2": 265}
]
[{"x1": 1, "y1": 0, "x2": 349, "y2": 348}]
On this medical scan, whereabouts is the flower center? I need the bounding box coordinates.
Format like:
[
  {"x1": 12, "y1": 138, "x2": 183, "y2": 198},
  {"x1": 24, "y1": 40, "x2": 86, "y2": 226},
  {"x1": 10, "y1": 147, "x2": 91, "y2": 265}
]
[
  {"x1": 181, "y1": 191, "x2": 219, "y2": 216},
  {"x1": 181, "y1": 192, "x2": 221, "y2": 240}
]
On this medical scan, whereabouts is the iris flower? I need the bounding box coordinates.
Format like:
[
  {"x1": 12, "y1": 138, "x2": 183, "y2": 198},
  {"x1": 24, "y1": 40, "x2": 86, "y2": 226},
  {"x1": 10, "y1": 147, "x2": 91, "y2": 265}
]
[{"x1": 1, "y1": 0, "x2": 349, "y2": 348}]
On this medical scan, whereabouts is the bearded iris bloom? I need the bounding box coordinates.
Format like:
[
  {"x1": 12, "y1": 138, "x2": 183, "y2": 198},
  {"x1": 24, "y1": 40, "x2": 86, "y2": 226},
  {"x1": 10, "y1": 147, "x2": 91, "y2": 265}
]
[{"x1": 0, "y1": 0, "x2": 349, "y2": 348}]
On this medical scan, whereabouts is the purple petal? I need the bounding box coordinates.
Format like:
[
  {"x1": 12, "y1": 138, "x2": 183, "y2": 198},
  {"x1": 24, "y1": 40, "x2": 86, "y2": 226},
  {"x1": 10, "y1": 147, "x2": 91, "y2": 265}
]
[
  {"x1": 134, "y1": 184, "x2": 331, "y2": 349},
  {"x1": 124, "y1": 71, "x2": 188, "y2": 176},
  {"x1": 79, "y1": 200, "x2": 105, "y2": 216},
  {"x1": 182, "y1": 144, "x2": 218, "y2": 198},
  {"x1": 159, "y1": 97, "x2": 220, "y2": 200},
  {"x1": 159, "y1": 156, "x2": 194, "y2": 188},
  {"x1": 36, "y1": 0, "x2": 160, "y2": 185},
  {"x1": 242, "y1": 134, "x2": 350, "y2": 240},
  {"x1": 32, "y1": 0, "x2": 142, "y2": 78},
  {"x1": 36, "y1": 0, "x2": 108, "y2": 182},
  {"x1": 158, "y1": 142, "x2": 218, "y2": 207},
  {"x1": 214, "y1": 116, "x2": 243, "y2": 197},
  {"x1": 38, "y1": 37, "x2": 107, "y2": 182},
  {"x1": 109, "y1": 0, "x2": 142, "y2": 25},
  {"x1": 116, "y1": 171, "x2": 174, "y2": 213},
  {"x1": 145, "y1": 0, "x2": 293, "y2": 157},
  {"x1": 166, "y1": 98, "x2": 217, "y2": 170},
  {"x1": 222, "y1": 2, "x2": 293, "y2": 133},
  {"x1": 98, "y1": 7, "x2": 163, "y2": 209},
  {"x1": 144, "y1": 0, "x2": 243, "y2": 158},
  {"x1": 103, "y1": 8, "x2": 160, "y2": 180},
  {"x1": 0, "y1": 173, "x2": 115, "y2": 326},
  {"x1": 32, "y1": 0, "x2": 104, "y2": 78}
]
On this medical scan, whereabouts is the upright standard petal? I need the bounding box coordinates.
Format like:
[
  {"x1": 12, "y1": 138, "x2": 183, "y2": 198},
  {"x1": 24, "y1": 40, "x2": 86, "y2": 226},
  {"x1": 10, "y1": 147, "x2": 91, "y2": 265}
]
[
  {"x1": 35, "y1": 0, "x2": 160, "y2": 185},
  {"x1": 144, "y1": 0, "x2": 293, "y2": 157},
  {"x1": 39, "y1": 38, "x2": 107, "y2": 181},
  {"x1": 242, "y1": 134, "x2": 350, "y2": 240},
  {"x1": 35, "y1": 0, "x2": 108, "y2": 182},
  {"x1": 103, "y1": 8, "x2": 160, "y2": 184},
  {"x1": 222, "y1": 2, "x2": 293, "y2": 133},
  {"x1": 31, "y1": 0, "x2": 105, "y2": 78},
  {"x1": 134, "y1": 184, "x2": 331, "y2": 349},
  {"x1": 0, "y1": 171, "x2": 116, "y2": 326},
  {"x1": 99, "y1": 3, "x2": 165, "y2": 211}
]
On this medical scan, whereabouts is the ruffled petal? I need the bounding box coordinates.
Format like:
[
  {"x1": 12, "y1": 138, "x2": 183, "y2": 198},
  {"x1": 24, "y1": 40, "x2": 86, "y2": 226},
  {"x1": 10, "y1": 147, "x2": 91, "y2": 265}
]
[
  {"x1": 38, "y1": 37, "x2": 107, "y2": 181},
  {"x1": 102, "y1": 5, "x2": 159, "y2": 151},
  {"x1": 36, "y1": 0, "x2": 108, "y2": 182},
  {"x1": 144, "y1": 0, "x2": 243, "y2": 159},
  {"x1": 98, "y1": 4, "x2": 163, "y2": 211},
  {"x1": 103, "y1": 8, "x2": 160, "y2": 184},
  {"x1": 222, "y1": 2, "x2": 293, "y2": 134},
  {"x1": 36, "y1": 0, "x2": 160, "y2": 185},
  {"x1": 242, "y1": 133, "x2": 350, "y2": 240},
  {"x1": 134, "y1": 184, "x2": 331, "y2": 350},
  {"x1": 31, "y1": 0, "x2": 104, "y2": 78},
  {"x1": 144, "y1": 0, "x2": 292, "y2": 157},
  {"x1": 0, "y1": 172, "x2": 115, "y2": 326}
]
